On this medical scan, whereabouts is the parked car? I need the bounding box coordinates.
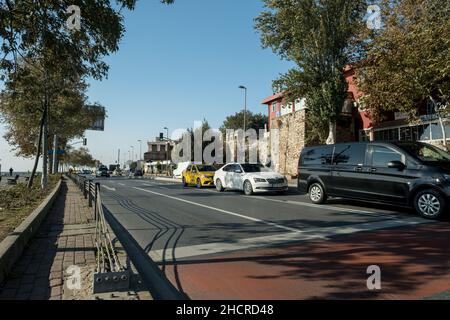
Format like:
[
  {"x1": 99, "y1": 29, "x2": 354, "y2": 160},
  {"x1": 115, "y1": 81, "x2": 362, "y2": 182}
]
[
  {"x1": 134, "y1": 170, "x2": 143, "y2": 177},
  {"x1": 96, "y1": 165, "x2": 110, "y2": 178},
  {"x1": 182, "y1": 164, "x2": 217, "y2": 188},
  {"x1": 298, "y1": 141, "x2": 450, "y2": 219},
  {"x1": 214, "y1": 163, "x2": 288, "y2": 195}
]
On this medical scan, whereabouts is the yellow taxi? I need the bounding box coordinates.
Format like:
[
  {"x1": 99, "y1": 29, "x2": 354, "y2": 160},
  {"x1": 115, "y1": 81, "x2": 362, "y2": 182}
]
[{"x1": 182, "y1": 164, "x2": 217, "y2": 188}]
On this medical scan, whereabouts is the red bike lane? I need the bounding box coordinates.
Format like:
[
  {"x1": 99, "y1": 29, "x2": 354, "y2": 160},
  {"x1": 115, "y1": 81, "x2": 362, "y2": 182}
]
[{"x1": 163, "y1": 222, "x2": 450, "y2": 300}]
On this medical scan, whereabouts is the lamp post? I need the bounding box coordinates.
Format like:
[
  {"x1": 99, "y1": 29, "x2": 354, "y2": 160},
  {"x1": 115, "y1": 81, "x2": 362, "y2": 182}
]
[
  {"x1": 137, "y1": 140, "x2": 142, "y2": 161},
  {"x1": 130, "y1": 146, "x2": 134, "y2": 162},
  {"x1": 239, "y1": 85, "x2": 247, "y2": 132}
]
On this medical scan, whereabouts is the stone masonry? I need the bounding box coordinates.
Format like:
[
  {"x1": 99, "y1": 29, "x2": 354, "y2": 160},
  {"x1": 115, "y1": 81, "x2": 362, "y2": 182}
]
[{"x1": 270, "y1": 109, "x2": 307, "y2": 178}]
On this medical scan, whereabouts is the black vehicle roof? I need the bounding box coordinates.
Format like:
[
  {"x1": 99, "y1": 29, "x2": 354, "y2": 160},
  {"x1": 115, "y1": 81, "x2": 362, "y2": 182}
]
[{"x1": 302, "y1": 141, "x2": 427, "y2": 149}]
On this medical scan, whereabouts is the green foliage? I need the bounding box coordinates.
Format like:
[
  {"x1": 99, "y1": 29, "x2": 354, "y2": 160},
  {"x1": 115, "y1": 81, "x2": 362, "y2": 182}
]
[
  {"x1": 356, "y1": 0, "x2": 450, "y2": 122},
  {"x1": 0, "y1": 59, "x2": 104, "y2": 157},
  {"x1": 220, "y1": 111, "x2": 268, "y2": 133},
  {"x1": 63, "y1": 147, "x2": 97, "y2": 167},
  {"x1": 130, "y1": 161, "x2": 138, "y2": 172},
  {"x1": 255, "y1": 0, "x2": 367, "y2": 143}
]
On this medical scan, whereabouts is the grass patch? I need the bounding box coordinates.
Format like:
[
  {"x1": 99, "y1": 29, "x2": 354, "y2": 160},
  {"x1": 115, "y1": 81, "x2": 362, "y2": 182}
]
[{"x1": 0, "y1": 175, "x2": 61, "y2": 242}]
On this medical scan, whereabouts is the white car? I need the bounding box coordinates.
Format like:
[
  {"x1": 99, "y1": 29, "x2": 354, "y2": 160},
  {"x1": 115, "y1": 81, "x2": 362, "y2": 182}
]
[{"x1": 213, "y1": 163, "x2": 288, "y2": 195}]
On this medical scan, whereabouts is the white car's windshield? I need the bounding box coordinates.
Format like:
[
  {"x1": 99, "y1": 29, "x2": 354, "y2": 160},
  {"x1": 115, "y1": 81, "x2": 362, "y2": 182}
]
[{"x1": 240, "y1": 164, "x2": 271, "y2": 173}]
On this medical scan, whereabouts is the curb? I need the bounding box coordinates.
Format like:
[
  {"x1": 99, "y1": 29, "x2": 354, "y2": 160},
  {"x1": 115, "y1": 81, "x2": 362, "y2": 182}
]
[{"x1": 0, "y1": 179, "x2": 62, "y2": 285}]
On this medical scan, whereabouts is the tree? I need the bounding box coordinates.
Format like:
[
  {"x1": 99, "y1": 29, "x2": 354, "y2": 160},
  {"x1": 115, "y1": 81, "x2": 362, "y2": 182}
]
[
  {"x1": 255, "y1": 0, "x2": 367, "y2": 144},
  {"x1": 0, "y1": 1, "x2": 137, "y2": 188},
  {"x1": 63, "y1": 147, "x2": 97, "y2": 168},
  {"x1": 220, "y1": 110, "x2": 268, "y2": 133},
  {"x1": 356, "y1": 0, "x2": 450, "y2": 148},
  {"x1": 0, "y1": 58, "x2": 104, "y2": 187}
]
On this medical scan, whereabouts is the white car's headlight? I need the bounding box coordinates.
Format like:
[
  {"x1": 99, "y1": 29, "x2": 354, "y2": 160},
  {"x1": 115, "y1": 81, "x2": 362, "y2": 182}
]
[{"x1": 254, "y1": 178, "x2": 267, "y2": 183}]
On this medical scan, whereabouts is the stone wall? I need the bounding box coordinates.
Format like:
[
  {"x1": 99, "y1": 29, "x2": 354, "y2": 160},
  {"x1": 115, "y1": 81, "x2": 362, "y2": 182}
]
[{"x1": 270, "y1": 109, "x2": 307, "y2": 178}]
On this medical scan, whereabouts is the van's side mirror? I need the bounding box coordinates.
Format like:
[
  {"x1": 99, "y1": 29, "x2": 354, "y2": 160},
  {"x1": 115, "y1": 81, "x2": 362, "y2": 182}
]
[{"x1": 388, "y1": 161, "x2": 406, "y2": 170}]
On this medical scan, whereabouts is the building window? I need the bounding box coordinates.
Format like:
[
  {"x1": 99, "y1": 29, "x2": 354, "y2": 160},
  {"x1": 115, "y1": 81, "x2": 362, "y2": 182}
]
[
  {"x1": 271, "y1": 102, "x2": 277, "y2": 113},
  {"x1": 374, "y1": 120, "x2": 450, "y2": 143},
  {"x1": 359, "y1": 130, "x2": 371, "y2": 142}
]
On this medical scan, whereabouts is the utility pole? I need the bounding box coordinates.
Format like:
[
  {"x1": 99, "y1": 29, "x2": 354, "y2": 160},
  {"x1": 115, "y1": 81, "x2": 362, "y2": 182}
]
[{"x1": 239, "y1": 86, "x2": 248, "y2": 132}]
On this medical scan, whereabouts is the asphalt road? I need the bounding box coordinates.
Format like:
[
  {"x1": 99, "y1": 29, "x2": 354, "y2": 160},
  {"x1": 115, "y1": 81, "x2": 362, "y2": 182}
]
[{"x1": 93, "y1": 176, "x2": 449, "y2": 300}]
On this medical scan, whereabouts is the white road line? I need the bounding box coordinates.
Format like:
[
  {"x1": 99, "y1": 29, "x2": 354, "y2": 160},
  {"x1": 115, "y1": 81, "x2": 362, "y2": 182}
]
[
  {"x1": 142, "y1": 183, "x2": 169, "y2": 190},
  {"x1": 118, "y1": 183, "x2": 125, "y2": 186},
  {"x1": 149, "y1": 218, "x2": 433, "y2": 262},
  {"x1": 133, "y1": 187, "x2": 301, "y2": 233},
  {"x1": 190, "y1": 187, "x2": 391, "y2": 216},
  {"x1": 102, "y1": 185, "x2": 116, "y2": 191}
]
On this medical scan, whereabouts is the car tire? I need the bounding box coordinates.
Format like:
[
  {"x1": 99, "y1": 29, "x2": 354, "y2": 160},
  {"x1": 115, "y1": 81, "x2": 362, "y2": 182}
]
[
  {"x1": 414, "y1": 189, "x2": 447, "y2": 220},
  {"x1": 196, "y1": 178, "x2": 202, "y2": 189},
  {"x1": 243, "y1": 180, "x2": 253, "y2": 196},
  {"x1": 308, "y1": 182, "x2": 327, "y2": 204},
  {"x1": 182, "y1": 177, "x2": 188, "y2": 187},
  {"x1": 216, "y1": 179, "x2": 224, "y2": 192}
]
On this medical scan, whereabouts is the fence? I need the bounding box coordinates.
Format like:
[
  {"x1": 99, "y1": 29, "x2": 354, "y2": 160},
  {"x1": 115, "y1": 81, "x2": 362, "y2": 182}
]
[{"x1": 67, "y1": 174, "x2": 129, "y2": 294}]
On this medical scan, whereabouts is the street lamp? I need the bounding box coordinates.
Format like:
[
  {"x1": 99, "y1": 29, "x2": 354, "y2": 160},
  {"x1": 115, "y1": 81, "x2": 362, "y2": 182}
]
[
  {"x1": 137, "y1": 140, "x2": 142, "y2": 161},
  {"x1": 130, "y1": 146, "x2": 134, "y2": 162},
  {"x1": 239, "y1": 85, "x2": 247, "y2": 131}
]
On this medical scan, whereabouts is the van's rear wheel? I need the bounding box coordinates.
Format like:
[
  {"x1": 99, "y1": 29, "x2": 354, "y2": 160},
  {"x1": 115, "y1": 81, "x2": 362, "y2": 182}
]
[
  {"x1": 309, "y1": 183, "x2": 327, "y2": 204},
  {"x1": 414, "y1": 189, "x2": 446, "y2": 220}
]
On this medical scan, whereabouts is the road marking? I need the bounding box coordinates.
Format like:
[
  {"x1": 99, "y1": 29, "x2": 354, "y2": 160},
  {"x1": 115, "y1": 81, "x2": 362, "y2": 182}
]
[
  {"x1": 118, "y1": 183, "x2": 125, "y2": 186},
  {"x1": 102, "y1": 185, "x2": 116, "y2": 191},
  {"x1": 133, "y1": 187, "x2": 301, "y2": 233},
  {"x1": 142, "y1": 183, "x2": 169, "y2": 190},
  {"x1": 189, "y1": 187, "x2": 394, "y2": 216},
  {"x1": 149, "y1": 218, "x2": 434, "y2": 262}
]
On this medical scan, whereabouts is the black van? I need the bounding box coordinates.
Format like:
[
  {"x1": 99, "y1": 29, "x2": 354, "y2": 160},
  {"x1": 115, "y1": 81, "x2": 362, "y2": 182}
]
[{"x1": 298, "y1": 141, "x2": 450, "y2": 219}]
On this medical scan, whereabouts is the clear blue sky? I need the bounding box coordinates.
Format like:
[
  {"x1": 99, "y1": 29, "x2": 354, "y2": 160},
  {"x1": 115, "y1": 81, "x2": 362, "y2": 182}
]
[{"x1": 0, "y1": 0, "x2": 293, "y2": 171}]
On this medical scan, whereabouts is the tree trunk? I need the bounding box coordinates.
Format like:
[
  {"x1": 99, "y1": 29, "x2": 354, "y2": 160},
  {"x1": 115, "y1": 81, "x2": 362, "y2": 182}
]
[
  {"x1": 429, "y1": 96, "x2": 448, "y2": 150},
  {"x1": 27, "y1": 109, "x2": 46, "y2": 189},
  {"x1": 326, "y1": 121, "x2": 337, "y2": 145},
  {"x1": 41, "y1": 103, "x2": 49, "y2": 190}
]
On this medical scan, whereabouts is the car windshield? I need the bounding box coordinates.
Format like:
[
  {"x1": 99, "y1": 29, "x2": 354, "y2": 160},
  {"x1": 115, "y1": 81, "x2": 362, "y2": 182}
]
[
  {"x1": 240, "y1": 164, "x2": 271, "y2": 173},
  {"x1": 398, "y1": 142, "x2": 450, "y2": 163},
  {"x1": 197, "y1": 165, "x2": 216, "y2": 172}
]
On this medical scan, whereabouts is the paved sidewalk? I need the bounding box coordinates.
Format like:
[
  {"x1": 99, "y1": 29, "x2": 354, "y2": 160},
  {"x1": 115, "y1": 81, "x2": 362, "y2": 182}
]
[
  {"x1": 0, "y1": 179, "x2": 96, "y2": 300},
  {"x1": 0, "y1": 178, "x2": 150, "y2": 300}
]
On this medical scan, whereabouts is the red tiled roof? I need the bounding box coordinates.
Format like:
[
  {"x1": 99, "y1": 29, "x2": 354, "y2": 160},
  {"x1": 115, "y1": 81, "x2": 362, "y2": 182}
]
[{"x1": 261, "y1": 92, "x2": 284, "y2": 105}]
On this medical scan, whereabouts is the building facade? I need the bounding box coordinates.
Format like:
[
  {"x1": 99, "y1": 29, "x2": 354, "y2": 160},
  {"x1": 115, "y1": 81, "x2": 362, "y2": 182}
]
[{"x1": 261, "y1": 66, "x2": 449, "y2": 177}]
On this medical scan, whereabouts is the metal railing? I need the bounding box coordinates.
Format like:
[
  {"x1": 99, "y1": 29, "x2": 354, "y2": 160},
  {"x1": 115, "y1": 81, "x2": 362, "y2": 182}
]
[{"x1": 67, "y1": 173, "x2": 129, "y2": 293}]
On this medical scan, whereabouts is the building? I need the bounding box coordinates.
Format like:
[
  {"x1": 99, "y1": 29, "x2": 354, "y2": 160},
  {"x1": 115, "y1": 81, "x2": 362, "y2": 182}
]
[
  {"x1": 261, "y1": 65, "x2": 449, "y2": 177},
  {"x1": 143, "y1": 138, "x2": 174, "y2": 163}
]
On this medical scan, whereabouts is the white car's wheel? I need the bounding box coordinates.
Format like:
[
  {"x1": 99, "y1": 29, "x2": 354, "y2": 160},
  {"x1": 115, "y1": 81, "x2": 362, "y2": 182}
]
[
  {"x1": 243, "y1": 180, "x2": 253, "y2": 196},
  {"x1": 216, "y1": 179, "x2": 224, "y2": 192}
]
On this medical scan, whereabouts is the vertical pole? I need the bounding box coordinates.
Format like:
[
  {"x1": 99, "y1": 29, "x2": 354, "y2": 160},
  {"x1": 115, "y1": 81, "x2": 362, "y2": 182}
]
[
  {"x1": 244, "y1": 88, "x2": 247, "y2": 132},
  {"x1": 53, "y1": 134, "x2": 58, "y2": 174},
  {"x1": 41, "y1": 107, "x2": 48, "y2": 190}
]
